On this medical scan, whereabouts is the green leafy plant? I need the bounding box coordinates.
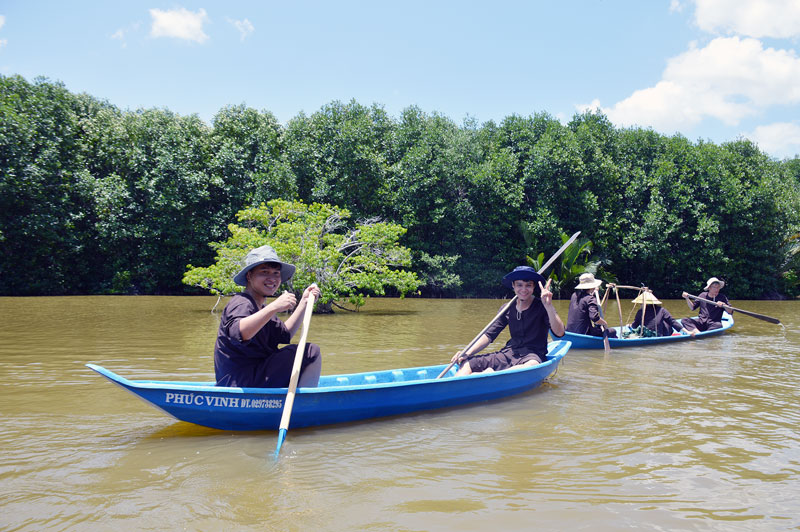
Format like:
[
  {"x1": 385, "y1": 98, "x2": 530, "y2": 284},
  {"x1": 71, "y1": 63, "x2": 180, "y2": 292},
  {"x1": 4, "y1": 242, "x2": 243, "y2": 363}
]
[{"x1": 527, "y1": 232, "x2": 604, "y2": 298}]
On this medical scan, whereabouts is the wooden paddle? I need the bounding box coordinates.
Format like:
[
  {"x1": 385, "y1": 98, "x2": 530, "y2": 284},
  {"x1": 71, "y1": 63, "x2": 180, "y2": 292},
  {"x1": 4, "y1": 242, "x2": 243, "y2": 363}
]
[
  {"x1": 274, "y1": 289, "x2": 317, "y2": 457},
  {"x1": 436, "y1": 230, "x2": 581, "y2": 379},
  {"x1": 684, "y1": 293, "x2": 780, "y2": 325},
  {"x1": 594, "y1": 288, "x2": 611, "y2": 354}
]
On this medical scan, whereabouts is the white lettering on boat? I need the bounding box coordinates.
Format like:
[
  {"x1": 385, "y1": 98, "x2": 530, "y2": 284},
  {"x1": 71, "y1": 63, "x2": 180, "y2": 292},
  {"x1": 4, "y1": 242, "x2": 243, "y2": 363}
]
[{"x1": 164, "y1": 392, "x2": 282, "y2": 409}]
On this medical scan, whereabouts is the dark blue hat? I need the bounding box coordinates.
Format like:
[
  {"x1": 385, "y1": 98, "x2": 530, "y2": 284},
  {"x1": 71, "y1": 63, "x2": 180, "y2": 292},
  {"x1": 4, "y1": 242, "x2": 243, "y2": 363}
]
[{"x1": 502, "y1": 266, "x2": 546, "y2": 289}]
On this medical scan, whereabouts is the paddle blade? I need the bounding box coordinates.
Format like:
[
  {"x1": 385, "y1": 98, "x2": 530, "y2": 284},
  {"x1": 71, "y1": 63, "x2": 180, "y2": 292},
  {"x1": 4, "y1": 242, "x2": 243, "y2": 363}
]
[
  {"x1": 274, "y1": 428, "x2": 288, "y2": 457},
  {"x1": 731, "y1": 308, "x2": 781, "y2": 324}
]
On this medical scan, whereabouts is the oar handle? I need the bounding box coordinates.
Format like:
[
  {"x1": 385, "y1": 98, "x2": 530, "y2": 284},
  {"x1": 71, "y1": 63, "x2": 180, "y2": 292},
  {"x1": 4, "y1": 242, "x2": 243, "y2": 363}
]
[
  {"x1": 684, "y1": 293, "x2": 729, "y2": 307},
  {"x1": 275, "y1": 289, "x2": 317, "y2": 456}
]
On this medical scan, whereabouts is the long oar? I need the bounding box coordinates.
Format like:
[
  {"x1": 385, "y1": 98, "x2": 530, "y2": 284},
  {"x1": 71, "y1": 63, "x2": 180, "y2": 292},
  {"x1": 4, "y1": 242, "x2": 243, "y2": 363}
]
[
  {"x1": 684, "y1": 293, "x2": 780, "y2": 325},
  {"x1": 274, "y1": 290, "x2": 317, "y2": 457},
  {"x1": 436, "y1": 230, "x2": 581, "y2": 379},
  {"x1": 594, "y1": 288, "x2": 611, "y2": 353}
]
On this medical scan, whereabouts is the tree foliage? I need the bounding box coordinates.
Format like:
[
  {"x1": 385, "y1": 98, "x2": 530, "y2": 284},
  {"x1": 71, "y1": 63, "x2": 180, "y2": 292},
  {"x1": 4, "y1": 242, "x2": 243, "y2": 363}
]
[
  {"x1": 183, "y1": 199, "x2": 421, "y2": 311},
  {"x1": 2, "y1": 75, "x2": 799, "y2": 299}
]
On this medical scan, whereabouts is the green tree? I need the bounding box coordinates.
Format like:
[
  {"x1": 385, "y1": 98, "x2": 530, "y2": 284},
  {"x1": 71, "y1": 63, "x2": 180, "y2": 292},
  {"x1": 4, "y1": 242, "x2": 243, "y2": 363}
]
[
  {"x1": 0, "y1": 75, "x2": 106, "y2": 294},
  {"x1": 82, "y1": 107, "x2": 217, "y2": 293},
  {"x1": 3, "y1": 74, "x2": 798, "y2": 299},
  {"x1": 183, "y1": 199, "x2": 422, "y2": 311},
  {"x1": 284, "y1": 100, "x2": 392, "y2": 218},
  {"x1": 207, "y1": 104, "x2": 296, "y2": 213}
]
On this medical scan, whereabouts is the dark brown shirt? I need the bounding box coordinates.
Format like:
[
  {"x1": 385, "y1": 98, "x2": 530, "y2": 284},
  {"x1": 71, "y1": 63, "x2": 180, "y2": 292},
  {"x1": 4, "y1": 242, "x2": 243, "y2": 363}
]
[
  {"x1": 566, "y1": 290, "x2": 602, "y2": 334},
  {"x1": 485, "y1": 298, "x2": 561, "y2": 357},
  {"x1": 214, "y1": 292, "x2": 291, "y2": 387}
]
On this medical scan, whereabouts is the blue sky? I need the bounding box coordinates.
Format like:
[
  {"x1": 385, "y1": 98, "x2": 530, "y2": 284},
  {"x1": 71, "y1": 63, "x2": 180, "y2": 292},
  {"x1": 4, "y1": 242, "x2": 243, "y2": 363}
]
[{"x1": 1, "y1": 1, "x2": 799, "y2": 159}]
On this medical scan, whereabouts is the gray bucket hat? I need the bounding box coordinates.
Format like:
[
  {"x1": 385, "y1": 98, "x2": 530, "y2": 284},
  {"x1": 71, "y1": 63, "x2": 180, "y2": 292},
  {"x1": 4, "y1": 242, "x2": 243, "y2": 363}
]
[
  {"x1": 233, "y1": 245, "x2": 296, "y2": 286},
  {"x1": 575, "y1": 272, "x2": 603, "y2": 290}
]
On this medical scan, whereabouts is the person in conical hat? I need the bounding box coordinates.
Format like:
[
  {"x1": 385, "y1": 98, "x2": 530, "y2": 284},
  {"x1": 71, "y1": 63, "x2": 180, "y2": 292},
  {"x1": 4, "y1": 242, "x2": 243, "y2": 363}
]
[
  {"x1": 631, "y1": 291, "x2": 662, "y2": 305},
  {"x1": 680, "y1": 277, "x2": 731, "y2": 332},
  {"x1": 214, "y1": 245, "x2": 323, "y2": 388},
  {"x1": 628, "y1": 290, "x2": 696, "y2": 337},
  {"x1": 451, "y1": 266, "x2": 565, "y2": 376},
  {"x1": 565, "y1": 272, "x2": 618, "y2": 338}
]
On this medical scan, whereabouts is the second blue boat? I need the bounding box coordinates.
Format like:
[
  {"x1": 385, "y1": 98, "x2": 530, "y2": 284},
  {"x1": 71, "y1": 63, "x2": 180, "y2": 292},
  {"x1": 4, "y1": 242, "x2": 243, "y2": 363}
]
[{"x1": 561, "y1": 312, "x2": 734, "y2": 349}]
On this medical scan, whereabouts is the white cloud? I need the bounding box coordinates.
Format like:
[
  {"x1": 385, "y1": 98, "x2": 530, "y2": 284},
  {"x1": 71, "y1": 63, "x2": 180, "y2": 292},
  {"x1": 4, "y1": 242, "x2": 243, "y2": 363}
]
[
  {"x1": 111, "y1": 28, "x2": 126, "y2": 48},
  {"x1": 593, "y1": 37, "x2": 800, "y2": 131},
  {"x1": 228, "y1": 18, "x2": 254, "y2": 41},
  {"x1": 149, "y1": 8, "x2": 209, "y2": 43},
  {"x1": 693, "y1": 0, "x2": 800, "y2": 38},
  {"x1": 111, "y1": 22, "x2": 140, "y2": 48},
  {"x1": 747, "y1": 122, "x2": 800, "y2": 158}
]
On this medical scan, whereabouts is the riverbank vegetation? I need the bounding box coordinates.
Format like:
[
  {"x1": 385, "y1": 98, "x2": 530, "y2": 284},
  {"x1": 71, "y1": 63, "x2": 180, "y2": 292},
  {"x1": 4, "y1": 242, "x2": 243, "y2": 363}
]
[{"x1": 2, "y1": 75, "x2": 799, "y2": 299}]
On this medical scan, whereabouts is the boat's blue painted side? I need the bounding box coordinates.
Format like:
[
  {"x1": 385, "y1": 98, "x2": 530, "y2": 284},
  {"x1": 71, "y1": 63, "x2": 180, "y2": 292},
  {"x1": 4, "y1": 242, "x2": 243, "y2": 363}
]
[
  {"x1": 561, "y1": 312, "x2": 734, "y2": 349},
  {"x1": 87, "y1": 340, "x2": 571, "y2": 431}
]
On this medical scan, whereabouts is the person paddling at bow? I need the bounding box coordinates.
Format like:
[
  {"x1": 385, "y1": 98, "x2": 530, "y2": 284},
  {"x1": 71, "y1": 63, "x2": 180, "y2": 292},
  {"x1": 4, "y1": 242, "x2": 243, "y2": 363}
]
[
  {"x1": 214, "y1": 245, "x2": 322, "y2": 388},
  {"x1": 451, "y1": 266, "x2": 565, "y2": 376},
  {"x1": 566, "y1": 272, "x2": 618, "y2": 338},
  {"x1": 681, "y1": 277, "x2": 731, "y2": 333}
]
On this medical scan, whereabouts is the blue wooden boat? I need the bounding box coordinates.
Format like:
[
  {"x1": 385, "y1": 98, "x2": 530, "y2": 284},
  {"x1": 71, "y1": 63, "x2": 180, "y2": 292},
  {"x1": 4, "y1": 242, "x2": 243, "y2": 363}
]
[
  {"x1": 86, "y1": 340, "x2": 571, "y2": 431},
  {"x1": 561, "y1": 312, "x2": 734, "y2": 349}
]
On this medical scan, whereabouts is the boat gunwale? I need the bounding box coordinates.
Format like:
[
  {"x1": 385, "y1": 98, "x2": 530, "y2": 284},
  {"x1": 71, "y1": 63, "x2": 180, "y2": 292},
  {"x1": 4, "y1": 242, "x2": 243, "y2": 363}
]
[{"x1": 86, "y1": 341, "x2": 570, "y2": 395}]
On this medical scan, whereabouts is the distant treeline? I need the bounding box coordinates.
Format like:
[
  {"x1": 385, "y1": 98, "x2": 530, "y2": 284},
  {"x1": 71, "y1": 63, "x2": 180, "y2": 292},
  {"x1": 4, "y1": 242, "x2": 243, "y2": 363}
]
[{"x1": 2, "y1": 74, "x2": 799, "y2": 298}]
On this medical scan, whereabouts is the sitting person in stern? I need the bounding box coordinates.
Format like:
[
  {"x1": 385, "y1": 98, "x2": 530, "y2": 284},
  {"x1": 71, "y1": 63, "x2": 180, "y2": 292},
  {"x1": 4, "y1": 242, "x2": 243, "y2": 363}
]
[
  {"x1": 680, "y1": 277, "x2": 731, "y2": 333},
  {"x1": 451, "y1": 266, "x2": 565, "y2": 376},
  {"x1": 214, "y1": 245, "x2": 322, "y2": 388},
  {"x1": 566, "y1": 272, "x2": 618, "y2": 338}
]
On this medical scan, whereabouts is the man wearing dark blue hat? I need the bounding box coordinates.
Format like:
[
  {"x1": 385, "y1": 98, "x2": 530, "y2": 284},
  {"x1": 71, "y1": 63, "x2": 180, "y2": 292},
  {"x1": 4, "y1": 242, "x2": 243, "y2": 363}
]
[
  {"x1": 452, "y1": 266, "x2": 565, "y2": 376},
  {"x1": 214, "y1": 245, "x2": 322, "y2": 388}
]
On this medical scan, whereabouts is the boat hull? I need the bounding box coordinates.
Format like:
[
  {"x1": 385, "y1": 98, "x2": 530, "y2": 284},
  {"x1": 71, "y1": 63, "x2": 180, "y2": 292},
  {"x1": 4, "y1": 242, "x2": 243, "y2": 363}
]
[
  {"x1": 562, "y1": 312, "x2": 734, "y2": 349},
  {"x1": 87, "y1": 340, "x2": 571, "y2": 431}
]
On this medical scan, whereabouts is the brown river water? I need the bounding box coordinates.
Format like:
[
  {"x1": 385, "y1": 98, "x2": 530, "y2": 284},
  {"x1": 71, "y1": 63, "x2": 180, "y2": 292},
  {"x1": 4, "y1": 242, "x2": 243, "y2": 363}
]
[{"x1": 1, "y1": 296, "x2": 798, "y2": 531}]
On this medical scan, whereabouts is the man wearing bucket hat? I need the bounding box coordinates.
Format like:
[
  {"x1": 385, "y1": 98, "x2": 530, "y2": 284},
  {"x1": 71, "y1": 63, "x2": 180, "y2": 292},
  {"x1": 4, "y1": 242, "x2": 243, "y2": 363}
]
[
  {"x1": 214, "y1": 245, "x2": 322, "y2": 388},
  {"x1": 452, "y1": 266, "x2": 565, "y2": 376},
  {"x1": 628, "y1": 290, "x2": 695, "y2": 337},
  {"x1": 680, "y1": 277, "x2": 731, "y2": 333},
  {"x1": 566, "y1": 272, "x2": 618, "y2": 338}
]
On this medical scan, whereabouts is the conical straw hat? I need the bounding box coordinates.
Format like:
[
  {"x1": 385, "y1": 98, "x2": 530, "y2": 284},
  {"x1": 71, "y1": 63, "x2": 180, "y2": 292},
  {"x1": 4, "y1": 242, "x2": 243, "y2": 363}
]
[{"x1": 631, "y1": 291, "x2": 661, "y2": 305}]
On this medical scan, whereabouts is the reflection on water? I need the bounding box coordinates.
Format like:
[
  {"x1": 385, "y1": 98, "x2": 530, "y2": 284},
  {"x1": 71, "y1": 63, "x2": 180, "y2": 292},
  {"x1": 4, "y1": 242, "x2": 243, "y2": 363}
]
[{"x1": 1, "y1": 296, "x2": 799, "y2": 531}]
